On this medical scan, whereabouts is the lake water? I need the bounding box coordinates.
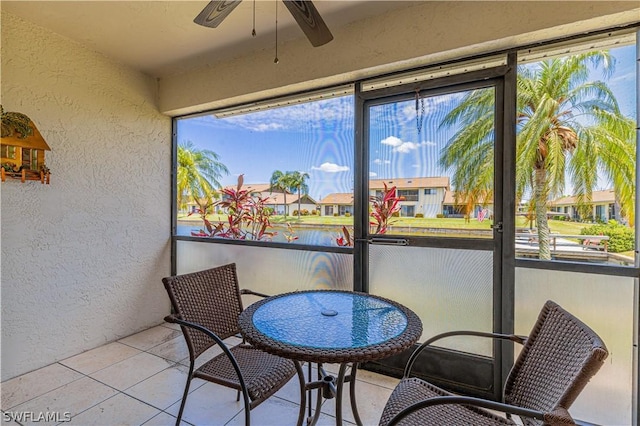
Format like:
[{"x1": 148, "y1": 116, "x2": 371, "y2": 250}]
[
  {"x1": 176, "y1": 221, "x2": 630, "y2": 265},
  {"x1": 177, "y1": 222, "x2": 342, "y2": 246}
]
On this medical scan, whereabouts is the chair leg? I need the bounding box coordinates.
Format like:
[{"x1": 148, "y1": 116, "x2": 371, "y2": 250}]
[
  {"x1": 236, "y1": 390, "x2": 241, "y2": 402},
  {"x1": 176, "y1": 364, "x2": 195, "y2": 425}
]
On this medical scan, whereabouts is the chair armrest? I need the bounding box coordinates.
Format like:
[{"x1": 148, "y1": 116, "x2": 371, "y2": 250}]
[
  {"x1": 387, "y1": 395, "x2": 549, "y2": 426},
  {"x1": 404, "y1": 330, "x2": 527, "y2": 377},
  {"x1": 544, "y1": 407, "x2": 575, "y2": 425},
  {"x1": 164, "y1": 314, "x2": 237, "y2": 355},
  {"x1": 240, "y1": 289, "x2": 270, "y2": 298},
  {"x1": 163, "y1": 315, "x2": 251, "y2": 409}
]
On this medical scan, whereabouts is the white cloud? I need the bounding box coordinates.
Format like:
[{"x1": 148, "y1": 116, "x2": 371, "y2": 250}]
[
  {"x1": 369, "y1": 172, "x2": 378, "y2": 177},
  {"x1": 381, "y1": 136, "x2": 403, "y2": 147},
  {"x1": 249, "y1": 123, "x2": 285, "y2": 132},
  {"x1": 400, "y1": 92, "x2": 467, "y2": 123},
  {"x1": 411, "y1": 164, "x2": 421, "y2": 168},
  {"x1": 373, "y1": 158, "x2": 391, "y2": 165},
  {"x1": 311, "y1": 162, "x2": 350, "y2": 173},
  {"x1": 199, "y1": 96, "x2": 355, "y2": 132},
  {"x1": 401, "y1": 104, "x2": 416, "y2": 122},
  {"x1": 381, "y1": 136, "x2": 434, "y2": 153},
  {"x1": 394, "y1": 142, "x2": 420, "y2": 153}
]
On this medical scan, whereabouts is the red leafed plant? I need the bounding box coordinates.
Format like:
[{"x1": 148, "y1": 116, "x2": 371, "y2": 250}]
[
  {"x1": 283, "y1": 223, "x2": 299, "y2": 243},
  {"x1": 336, "y1": 183, "x2": 402, "y2": 246},
  {"x1": 336, "y1": 225, "x2": 353, "y2": 247},
  {"x1": 370, "y1": 182, "x2": 401, "y2": 234},
  {"x1": 193, "y1": 174, "x2": 277, "y2": 241}
]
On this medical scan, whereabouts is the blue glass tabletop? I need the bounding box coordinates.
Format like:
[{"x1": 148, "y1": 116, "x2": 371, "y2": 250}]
[{"x1": 252, "y1": 291, "x2": 408, "y2": 349}]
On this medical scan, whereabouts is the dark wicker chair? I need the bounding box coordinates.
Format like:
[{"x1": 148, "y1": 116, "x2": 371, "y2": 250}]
[
  {"x1": 379, "y1": 300, "x2": 608, "y2": 426},
  {"x1": 162, "y1": 263, "x2": 306, "y2": 426}
]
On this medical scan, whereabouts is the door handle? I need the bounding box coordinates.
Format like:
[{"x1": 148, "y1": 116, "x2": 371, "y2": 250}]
[{"x1": 356, "y1": 237, "x2": 409, "y2": 246}]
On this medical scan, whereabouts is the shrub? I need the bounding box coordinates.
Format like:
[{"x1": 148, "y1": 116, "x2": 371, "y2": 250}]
[
  {"x1": 436, "y1": 213, "x2": 445, "y2": 218},
  {"x1": 292, "y1": 210, "x2": 298, "y2": 216},
  {"x1": 345, "y1": 212, "x2": 351, "y2": 217},
  {"x1": 334, "y1": 213, "x2": 339, "y2": 217},
  {"x1": 301, "y1": 209, "x2": 310, "y2": 216},
  {"x1": 311, "y1": 209, "x2": 318, "y2": 215},
  {"x1": 580, "y1": 220, "x2": 634, "y2": 253},
  {"x1": 415, "y1": 213, "x2": 424, "y2": 218},
  {"x1": 369, "y1": 182, "x2": 401, "y2": 234},
  {"x1": 197, "y1": 175, "x2": 277, "y2": 241}
]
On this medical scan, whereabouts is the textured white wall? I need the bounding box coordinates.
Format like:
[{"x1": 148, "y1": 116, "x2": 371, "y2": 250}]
[
  {"x1": 160, "y1": 2, "x2": 640, "y2": 115},
  {"x1": 1, "y1": 12, "x2": 172, "y2": 380}
]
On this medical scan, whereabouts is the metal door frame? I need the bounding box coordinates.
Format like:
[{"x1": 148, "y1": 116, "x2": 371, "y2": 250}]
[{"x1": 353, "y1": 54, "x2": 517, "y2": 400}]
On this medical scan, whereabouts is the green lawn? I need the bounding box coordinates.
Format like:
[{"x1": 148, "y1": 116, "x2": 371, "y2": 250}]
[{"x1": 178, "y1": 213, "x2": 595, "y2": 236}]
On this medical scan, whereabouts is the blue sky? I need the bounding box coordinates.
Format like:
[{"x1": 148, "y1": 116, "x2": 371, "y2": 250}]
[
  {"x1": 177, "y1": 44, "x2": 637, "y2": 201},
  {"x1": 177, "y1": 96, "x2": 355, "y2": 201}
]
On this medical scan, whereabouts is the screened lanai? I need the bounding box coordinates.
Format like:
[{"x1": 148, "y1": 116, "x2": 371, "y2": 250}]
[{"x1": 2, "y1": 2, "x2": 640, "y2": 425}]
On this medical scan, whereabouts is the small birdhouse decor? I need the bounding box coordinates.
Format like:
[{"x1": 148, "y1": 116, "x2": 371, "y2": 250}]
[{"x1": 1, "y1": 105, "x2": 51, "y2": 184}]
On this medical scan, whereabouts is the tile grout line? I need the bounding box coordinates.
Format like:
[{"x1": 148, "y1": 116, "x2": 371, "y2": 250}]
[
  {"x1": 1, "y1": 362, "x2": 87, "y2": 412},
  {"x1": 4, "y1": 325, "x2": 395, "y2": 426}
]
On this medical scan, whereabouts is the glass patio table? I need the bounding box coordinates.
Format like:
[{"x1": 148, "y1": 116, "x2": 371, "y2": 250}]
[{"x1": 238, "y1": 290, "x2": 423, "y2": 426}]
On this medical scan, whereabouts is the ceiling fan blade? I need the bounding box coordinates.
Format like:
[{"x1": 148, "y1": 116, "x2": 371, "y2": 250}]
[
  {"x1": 194, "y1": 0, "x2": 242, "y2": 28},
  {"x1": 282, "y1": 1, "x2": 333, "y2": 47}
]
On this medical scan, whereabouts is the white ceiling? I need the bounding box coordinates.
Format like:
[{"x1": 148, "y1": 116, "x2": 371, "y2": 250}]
[{"x1": 2, "y1": 0, "x2": 418, "y2": 78}]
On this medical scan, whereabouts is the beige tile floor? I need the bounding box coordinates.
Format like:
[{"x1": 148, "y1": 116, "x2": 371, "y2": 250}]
[{"x1": 1, "y1": 323, "x2": 398, "y2": 426}]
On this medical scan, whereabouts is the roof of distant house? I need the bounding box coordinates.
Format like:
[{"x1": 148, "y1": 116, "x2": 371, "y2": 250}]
[
  {"x1": 369, "y1": 177, "x2": 450, "y2": 190},
  {"x1": 318, "y1": 193, "x2": 354, "y2": 205},
  {"x1": 550, "y1": 189, "x2": 615, "y2": 206},
  {"x1": 222, "y1": 183, "x2": 291, "y2": 194},
  {"x1": 265, "y1": 193, "x2": 317, "y2": 205}
]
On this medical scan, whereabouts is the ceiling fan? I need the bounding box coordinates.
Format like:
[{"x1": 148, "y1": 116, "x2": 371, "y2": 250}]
[{"x1": 194, "y1": 0, "x2": 334, "y2": 47}]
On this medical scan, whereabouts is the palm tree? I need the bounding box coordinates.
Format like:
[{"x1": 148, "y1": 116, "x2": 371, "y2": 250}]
[
  {"x1": 177, "y1": 141, "x2": 229, "y2": 212},
  {"x1": 269, "y1": 170, "x2": 294, "y2": 217},
  {"x1": 440, "y1": 51, "x2": 635, "y2": 260},
  {"x1": 289, "y1": 171, "x2": 310, "y2": 218}
]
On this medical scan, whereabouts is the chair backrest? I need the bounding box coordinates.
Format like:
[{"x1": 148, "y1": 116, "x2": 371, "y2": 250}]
[
  {"x1": 504, "y1": 300, "x2": 608, "y2": 422},
  {"x1": 163, "y1": 263, "x2": 244, "y2": 360}
]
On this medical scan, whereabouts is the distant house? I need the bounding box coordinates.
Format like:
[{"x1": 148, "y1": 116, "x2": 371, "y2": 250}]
[
  {"x1": 240, "y1": 183, "x2": 282, "y2": 198},
  {"x1": 318, "y1": 193, "x2": 354, "y2": 216},
  {"x1": 184, "y1": 183, "x2": 284, "y2": 214},
  {"x1": 318, "y1": 177, "x2": 451, "y2": 217},
  {"x1": 264, "y1": 192, "x2": 318, "y2": 215},
  {"x1": 550, "y1": 189, "x2": 619, "y2": 222},
  {"x1": 442, "y1": 191, "x2": 494, "y2": 219},
  {"x1": 370, "y1": 177, "x2": 449, "y2": 218},
  {"x1": 215, "y1": 183, "x2": 316, "y2": 216}
]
